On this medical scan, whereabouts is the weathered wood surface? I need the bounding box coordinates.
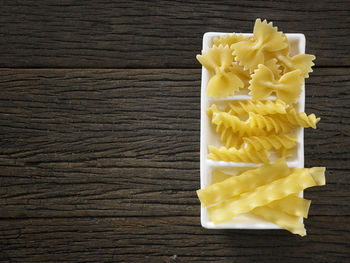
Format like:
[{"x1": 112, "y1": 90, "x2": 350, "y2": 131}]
[
  {"x1": 0, "y1": 216, "x2": 349, "y2": 263},
  {"x1": 1, "y1": 0, "x2": 350, "y2": 68},
  {"x1": 0, "y1": 68, "x2": 349, "y2": 262}
]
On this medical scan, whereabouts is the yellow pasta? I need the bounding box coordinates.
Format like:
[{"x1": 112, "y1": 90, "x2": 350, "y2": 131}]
[
  {"x1": 252, "y1": 206, "x2": 306, "y2": 236},
  {"x1": 243, "y1": 134, "x2": 297, "y2": 152},
  {"x1": 208, "y1": 145, "x2": 270, "y2": 163},
  {"x1": 212, "y1": 111, "x2": 291, "y2": 136},
  {"x1": 226, "y1": 99, "x2": 288, "y2": 115},
  {"x1": 249, "y1": 64, "x2": 304, "y2": 104},
  {"x1": 281, "y1": 108, "x2": 320, "y2": 129},
  {"x1": 207, "y1": 167, "x2": 326, "y2": 224},
  {"x1": 275, "y1": 53, "x2": 316, "y2": 78},
  {"x1": 232, "y1": 19, "x2": 288, "y2": 72},
  {"x1": 208, "y1": 167, "x2": 311, "y2": 218},
  {"x1": 212, "y1": 33, "x2": 249, "y2": 47},
  {"x1": 247, "y1": 112, "x2": 292, "y2": 133},
  {"x1": 267, "y1": 195, "x2": 311, "y2": 218},
  {"x1": 197, "y1": 159, "x2": 290, "y2": 207},
  {"x1": 196, "y1": 45, "x2": 247, "y2": 97},
  {"x1": 265, "y1": 58, "x2": 283, "y2": 78}
]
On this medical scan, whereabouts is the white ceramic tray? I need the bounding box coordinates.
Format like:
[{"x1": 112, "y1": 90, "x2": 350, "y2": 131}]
[{"x1": 200, "y1": 32, "x2": 306, "y2": 229}]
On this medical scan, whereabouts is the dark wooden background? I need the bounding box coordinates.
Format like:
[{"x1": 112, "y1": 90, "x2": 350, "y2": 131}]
[{"x1": 1, "y1": 1, "x2": 349, "y2": 262}]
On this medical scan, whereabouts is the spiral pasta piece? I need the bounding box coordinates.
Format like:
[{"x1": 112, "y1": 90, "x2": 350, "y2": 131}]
[
  {"x1": 243, "y1": 134, "x2": 297, "y2": 152},
  {"x1": 283, "y1": 108, "x2": 320, "y2": 129},
  {"x1": 226, "y1": 99, "x2": 288, "y2": 115},
  {"x1": 248, "y1": 112, "x2": 292, "y2": 133},
  {"x1": 208, "y1": 145, "x2": 270, "y2": 163}
]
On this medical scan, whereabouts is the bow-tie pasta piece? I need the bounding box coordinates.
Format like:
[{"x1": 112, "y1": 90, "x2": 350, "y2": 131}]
[
  {"x1": 264, "y1": 58, "x2": 283, "y2": 79},
  {"x1": 196, "y1": 46, "x2": 246, "y2": 97},
  {"x1": 249, "y1": 64, "x2": 303, "y2": 104},
  {"x1": 277, "y1": 53, "x2": 316, "y2": 78},
  {"x1": 212, "y1": 33, "x2": 249, "y2": 47},
  {"x1": 232, "y1": 19, "x2": 289, "y2": 72}
]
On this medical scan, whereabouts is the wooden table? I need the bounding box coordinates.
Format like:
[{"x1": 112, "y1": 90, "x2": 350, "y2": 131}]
[{"x1": 1, "y1": 1, "x2": 349, "y2": 262}]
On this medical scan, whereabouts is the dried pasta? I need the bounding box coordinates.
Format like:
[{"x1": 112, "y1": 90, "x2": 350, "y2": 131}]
[
  {"x1": 267, "y1": 195, "x2": 311, "y2": 218},
  {"x1": 275, "y1": 53, "x2": 316, "y2": 78},
  {"x1": 212, "y1": 111, "x2": 291, "y2": 136},
  {"x1": 232, "y1": 19, "x2": 288, "y2": 72},
  {"x1": 197, "y1": 159, "x2": 290, "y2": 207},
  {"x1": 208, "y1": 145, "x2": 270, "y2": 163},
  {"x1": 243, "y1": 134, "x2": 297, "y2": 152},
  {"x1": 249, "y1": 64, "x2": 304, "y2": 104},
  {"x1": 252, "y1": 206, "x2": 306, "y2": 236},
  {"x1": 207, "y1": 167, "x2": 326, "y2": 224},
  {"x1": 282, "y1": 108, "x2": 320, "y2": 129},
  {"x1": 212, "y1": 33, "x2": 249, "y2": 48},
  {"x1": 196, "y1": 45, "x2": 248, "y2": 97},
  {"x1": 226, "y1": 99, "x2": 287, "y2": 115}
]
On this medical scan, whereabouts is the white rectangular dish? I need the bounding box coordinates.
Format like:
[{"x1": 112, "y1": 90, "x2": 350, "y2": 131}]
[{"x1": 200, "y1": 32, "x2": 306, "y2": 229}]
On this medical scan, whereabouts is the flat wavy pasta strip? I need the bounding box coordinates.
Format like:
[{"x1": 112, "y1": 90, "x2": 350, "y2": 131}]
[
  {"x1": 232, "y1": 19, "x2": 288, "y2": 72},
  {"x1": 226, "y1": 99, "x2": 288, "y2": 115},
  {"x1": 267, "y1": 195, "x2": 311, "y2": 218},
  {"x1": 243, "y1": 134, "x2": 297, "y2": 152},
  {"x1": 196, "y1": 45, "x2": 245, "y2": 97},
  {"x1": 197, "y1": 159, "x2": 290, "y2": 207},
  {"x1": 252, "y1": 206, "x2": 306, "y2": 236},
  {"x1": 212, "y1": 33, "x2": 249, "y2": 47},
  {"x1": 208, "y1": 145, "x2": 270, "y2": 163},
  {"x1": 249, "y1": 64, "x2": 303, "y2": 104},
  {"x1": 207, "y1": 167, "x2": 326, "y2": 224},
  {"x1": 208, "y1": 168, "x2": 311, "y2": 218}
]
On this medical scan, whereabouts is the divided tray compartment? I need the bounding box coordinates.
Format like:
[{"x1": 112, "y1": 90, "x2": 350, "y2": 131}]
[{"x1": 200, "y1": 32, "x2": 306, "y2": 229}]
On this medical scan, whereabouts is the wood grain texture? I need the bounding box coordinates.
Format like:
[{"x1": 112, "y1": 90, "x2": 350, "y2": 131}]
[
  {"x1": 0, "y1": 68, "x2": 349, "y2": 223},
  {"x1": 0, "y1": 216, "x2": 349, "y2": 263},
  {"x1": 1, "y1": 0, "x2": 350, "y2": 68}
]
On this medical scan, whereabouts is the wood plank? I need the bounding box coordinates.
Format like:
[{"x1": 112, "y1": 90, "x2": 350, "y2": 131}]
[
  {"x1": 1, "y1": 0, "x2": 350, "y2": 68},
  {"x1": 0, "y1": 216, "x2": 349, "y2": 262},
  {"x1": 0, "y1": 68, "x2": 349, "y2": 219}
]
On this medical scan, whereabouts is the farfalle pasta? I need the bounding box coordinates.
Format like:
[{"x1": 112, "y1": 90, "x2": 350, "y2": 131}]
[
  {"x1": 196, "y1": 45, "x2": 249, "y2": 97},
  {"x1": 232, "y1": 19, "x2": 289, "y2": 73},
  {"x1": 249, "y1": 64, "x2": 304, "y2": 104}
]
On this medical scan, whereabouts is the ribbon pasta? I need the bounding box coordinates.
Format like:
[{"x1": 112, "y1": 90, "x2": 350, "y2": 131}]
[{"x1": 207, "y1": 167, "x2": 326, "y2": 224}]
